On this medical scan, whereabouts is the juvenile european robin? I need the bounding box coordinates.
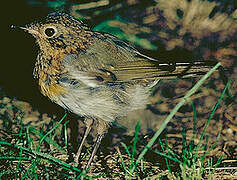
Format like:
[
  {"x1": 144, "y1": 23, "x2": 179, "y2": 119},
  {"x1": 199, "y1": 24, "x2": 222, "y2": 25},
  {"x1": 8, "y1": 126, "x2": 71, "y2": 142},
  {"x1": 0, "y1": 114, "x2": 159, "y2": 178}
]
[{"x1": 16, "y1": 12, "x2": 216, "y2": 168}]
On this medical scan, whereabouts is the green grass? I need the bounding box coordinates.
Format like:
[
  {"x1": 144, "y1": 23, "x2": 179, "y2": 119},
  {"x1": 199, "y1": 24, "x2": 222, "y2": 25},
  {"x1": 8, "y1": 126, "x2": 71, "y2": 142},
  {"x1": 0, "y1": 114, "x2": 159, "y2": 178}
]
[
  {"x1": 131, "y1": 62, "x2": 221, "y2": 172},
  {"x1": 116, "y1": 63, "x2": 229, "y2": 179}
]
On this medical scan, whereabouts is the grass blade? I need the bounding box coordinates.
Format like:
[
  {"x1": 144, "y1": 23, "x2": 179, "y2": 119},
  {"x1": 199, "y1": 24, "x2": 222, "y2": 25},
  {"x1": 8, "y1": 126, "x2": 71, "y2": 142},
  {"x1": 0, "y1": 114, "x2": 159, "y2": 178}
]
[{"x1": 131, "y1": 62, "x2": 221, "y2": 173}]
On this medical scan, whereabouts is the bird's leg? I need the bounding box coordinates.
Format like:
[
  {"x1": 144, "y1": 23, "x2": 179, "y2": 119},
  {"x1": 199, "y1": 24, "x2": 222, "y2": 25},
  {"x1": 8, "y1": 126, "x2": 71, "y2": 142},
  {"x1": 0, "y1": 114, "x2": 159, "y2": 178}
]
[
  {"x1": 85, "y1": 120, "x2": 109, "y2": 169},
  {"x1": 74, "y1": 118, "x2": 93, "y2": 165},
  {"x1": 85, "y1": 133, "x2": 104, "y2": 169}
]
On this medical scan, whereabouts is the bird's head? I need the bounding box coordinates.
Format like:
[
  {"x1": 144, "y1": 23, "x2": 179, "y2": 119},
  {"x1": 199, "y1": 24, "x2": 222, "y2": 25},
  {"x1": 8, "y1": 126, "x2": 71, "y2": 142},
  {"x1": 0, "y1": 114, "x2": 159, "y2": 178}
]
[{"x1": 15, "y1": 12, "x2": 93, "y2": 55}]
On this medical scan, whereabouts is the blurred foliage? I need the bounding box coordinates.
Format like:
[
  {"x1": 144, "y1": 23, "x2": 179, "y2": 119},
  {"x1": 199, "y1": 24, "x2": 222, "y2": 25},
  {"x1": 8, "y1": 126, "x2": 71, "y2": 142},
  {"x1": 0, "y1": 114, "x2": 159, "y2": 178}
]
[
  {"x1": 93, "y1": 15, "x2": 157, "y2": 50},
  {"x1": 25, "y1": 0, "x2": 165, "y2": 50},
  {"x1": 28, "y1": 0, "x2": 66, "y2": 8},
  {"x1": 25, "y1": 0, "x2": 237, "y2": 53}
]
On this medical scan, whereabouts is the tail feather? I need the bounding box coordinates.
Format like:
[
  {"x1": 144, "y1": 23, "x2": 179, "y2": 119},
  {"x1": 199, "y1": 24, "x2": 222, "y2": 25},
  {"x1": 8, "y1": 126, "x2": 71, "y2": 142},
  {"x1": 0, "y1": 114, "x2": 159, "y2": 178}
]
[{"x1": 114, "y1": 59, "x2": 217, "y2": 81}]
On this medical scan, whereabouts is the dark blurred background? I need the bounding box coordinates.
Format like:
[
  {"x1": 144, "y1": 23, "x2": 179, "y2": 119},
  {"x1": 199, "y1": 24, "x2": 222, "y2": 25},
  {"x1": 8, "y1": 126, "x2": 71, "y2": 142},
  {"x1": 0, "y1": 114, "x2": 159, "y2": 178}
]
[{"x1": 2, "y1": 1, "x2": 57, "y2": 114}]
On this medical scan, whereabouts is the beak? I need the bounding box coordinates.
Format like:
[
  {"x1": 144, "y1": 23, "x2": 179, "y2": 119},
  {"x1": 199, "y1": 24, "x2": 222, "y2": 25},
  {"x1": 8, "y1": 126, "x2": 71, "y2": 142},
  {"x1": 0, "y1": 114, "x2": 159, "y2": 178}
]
[
  {"x1": 11, "y1": 25, "x2": 28, "y2": 31},
  {"x1": 11, "y1": 24, "x2": 39, "y2": 36}
]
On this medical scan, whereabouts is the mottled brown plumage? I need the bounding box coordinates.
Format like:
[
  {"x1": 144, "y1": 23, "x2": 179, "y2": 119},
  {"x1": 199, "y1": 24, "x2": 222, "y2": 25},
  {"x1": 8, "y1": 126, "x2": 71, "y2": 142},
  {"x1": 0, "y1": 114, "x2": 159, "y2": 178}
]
[{"x1": 18, "y1": 12, "x2": 216, "y2": 168}]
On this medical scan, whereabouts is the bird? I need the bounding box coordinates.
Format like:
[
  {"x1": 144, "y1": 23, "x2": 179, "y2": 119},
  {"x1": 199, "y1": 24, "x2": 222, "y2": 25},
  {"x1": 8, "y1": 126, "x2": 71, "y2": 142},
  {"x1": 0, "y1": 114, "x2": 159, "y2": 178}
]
[{"x1": 15, "y1": 12, "x2": 216, "y2": 169}]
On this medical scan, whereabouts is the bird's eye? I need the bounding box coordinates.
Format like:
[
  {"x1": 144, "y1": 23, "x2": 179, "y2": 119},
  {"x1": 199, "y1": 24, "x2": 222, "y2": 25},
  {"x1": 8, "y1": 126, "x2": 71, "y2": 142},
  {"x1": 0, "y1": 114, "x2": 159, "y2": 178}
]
[{"x1": 44, "y1": 27, "x2": 56, "y2": 37}]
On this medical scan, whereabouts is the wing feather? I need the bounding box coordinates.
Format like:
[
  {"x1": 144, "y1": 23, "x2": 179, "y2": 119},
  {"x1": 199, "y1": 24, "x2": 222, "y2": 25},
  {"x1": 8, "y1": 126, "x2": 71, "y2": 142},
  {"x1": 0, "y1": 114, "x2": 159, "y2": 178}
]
[{"x1": 62, "y1": 34, "x2": 216, "y2": 86}]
